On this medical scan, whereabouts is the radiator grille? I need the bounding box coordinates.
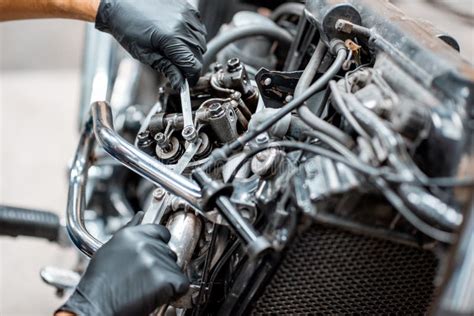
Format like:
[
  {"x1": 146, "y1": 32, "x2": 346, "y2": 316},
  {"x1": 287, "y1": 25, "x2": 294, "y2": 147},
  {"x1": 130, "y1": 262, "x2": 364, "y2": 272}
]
[{"x1": 252, "y1": 225, "x2": 438, "y2": 315}]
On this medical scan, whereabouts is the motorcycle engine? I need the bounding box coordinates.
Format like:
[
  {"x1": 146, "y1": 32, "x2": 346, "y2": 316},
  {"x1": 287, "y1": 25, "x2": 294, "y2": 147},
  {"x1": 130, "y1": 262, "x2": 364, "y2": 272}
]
[{"x1": 67, "y1": 1, "x2": 473, "y2": 315}]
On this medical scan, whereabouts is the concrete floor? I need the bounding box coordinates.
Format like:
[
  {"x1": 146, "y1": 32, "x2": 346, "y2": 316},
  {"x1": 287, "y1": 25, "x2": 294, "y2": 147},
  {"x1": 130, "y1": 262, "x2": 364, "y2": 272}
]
[
  {"x1": 0, "y1": 1, "x2": 473, "y2": 315},
  {"x1": 0, "y1": 70, "x2": 82, "y2": 315},
  {"x1": 1, "y1": 21, "x2": 84, "y2": 316}
]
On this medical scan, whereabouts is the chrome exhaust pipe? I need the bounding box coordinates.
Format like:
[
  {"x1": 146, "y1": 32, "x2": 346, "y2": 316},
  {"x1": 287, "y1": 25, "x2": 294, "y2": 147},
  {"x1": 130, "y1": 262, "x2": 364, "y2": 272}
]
[
  {"x1": 166, "y1": 211, "x2": 202, "y2": 270},
  {"x1": 66, "y1": 101, "x2": 203, "y2": 257},
  {"x1": 91, "y1": 101, "x2": 202, "y2": 209}
]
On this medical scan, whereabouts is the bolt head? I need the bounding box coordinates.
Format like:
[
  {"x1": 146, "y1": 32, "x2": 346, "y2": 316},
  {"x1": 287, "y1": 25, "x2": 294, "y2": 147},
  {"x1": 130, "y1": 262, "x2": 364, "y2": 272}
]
[
  {"x1": 209, "y1": 103, "x2": 224, "y2": 117},
  {"x1": 137, "y1": 131, "x2": 150, "y2": 140},
  {"x1": 255, "y1": 133, "x2": 269, "y2": 144},
  {"x1": 153, "y1": 188, "x2": 165, "y2": 200},
  {"x1": 263, "y1": 77, "x2": 272, "y2": 87},
  {"x1": 213, "y1": 63, "x2": 223, "y2": 72},
  {"x1": 154, "y1": 132, "x2": 166, "y2": 144},
  {"x1": 182, "y1": 126, "x2": 197, "y2": 141},
  {"x1": 227, "y1": 58, "x2": 241, "y2": 72}
]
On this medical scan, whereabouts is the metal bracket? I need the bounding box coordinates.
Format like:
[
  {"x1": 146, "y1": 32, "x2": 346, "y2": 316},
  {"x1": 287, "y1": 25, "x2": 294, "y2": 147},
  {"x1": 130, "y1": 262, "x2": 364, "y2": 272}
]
[{"x1": 255, "y1": 68, "x2": 303, "y2": 108}]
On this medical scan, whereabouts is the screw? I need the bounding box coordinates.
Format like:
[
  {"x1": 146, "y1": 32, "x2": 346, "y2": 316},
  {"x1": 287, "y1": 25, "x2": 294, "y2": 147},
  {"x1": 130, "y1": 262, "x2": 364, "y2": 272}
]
[
  {"x1": 155, "y1": 133, "x2": 171, "y2": 152},
  {"x1": 155, "y1": 132, "x2": 166, "y2": 143},
  {"x1": 182, "y1": 126, "x2": 193, "y2": 136},
  {"x1": 137, "y1": 131, "x2": 154, "y2": 151},
  {"x1": 285, "y1": 95, "x2": 293, "y2": 103},
  {"x1": 335, "y1": 20, "x2": 344, "y2": 31},
  {"x1": 213, "y1": 63, "x2": 223, "y2": 72},
  {"x1": 137, "y1": 131, "x2": 151, "y2": 142},
  {"x1": 153, "y1": 187, "x2": 166, "y2": 200},
  {"x1": 255, "y1": 133, "x2": 269, "y2": 144},
  {"x1": 263, "y1": 77, "x2": 272, "y2": 87},
  {"x1": 227, "y1": 58, "x2": 241, "y2": 72},
  {"x1": 182, "y1": 125, "x2": 197, "y2": 142},
  {"x1": 209, "y1": 102, "x2": 224, "y2": 118}
]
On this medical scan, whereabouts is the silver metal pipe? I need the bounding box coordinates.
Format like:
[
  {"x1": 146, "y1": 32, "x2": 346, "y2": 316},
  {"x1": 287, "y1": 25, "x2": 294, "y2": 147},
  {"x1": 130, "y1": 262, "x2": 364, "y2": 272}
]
[
  {"x1": 78, "y1": 24, "x2": 115, "y2": 129},
  {"x1": 165, "y1": 211, "x2": 203, "y2": 311},
  {"x1": 167, "y1": 212, "x2": 202, "y2": 269},
  {"x1": 67, "y1": 102, "x2": 203, "y2": 257},
  {"x1": 110, "y1": 58, "x2": 141, "y2": 114},
  {"x1": 66, "y1": 118, "x2": 102, "y2": 257},
  {"x1": 91, "y1": 101, "x2": 202, "y2": 209}
]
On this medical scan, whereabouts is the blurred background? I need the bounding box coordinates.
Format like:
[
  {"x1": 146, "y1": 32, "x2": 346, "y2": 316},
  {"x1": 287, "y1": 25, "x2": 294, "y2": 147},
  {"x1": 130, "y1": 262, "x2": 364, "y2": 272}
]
[{"x1": 0, "y1": 0, "x2": 473, "y2": 315}]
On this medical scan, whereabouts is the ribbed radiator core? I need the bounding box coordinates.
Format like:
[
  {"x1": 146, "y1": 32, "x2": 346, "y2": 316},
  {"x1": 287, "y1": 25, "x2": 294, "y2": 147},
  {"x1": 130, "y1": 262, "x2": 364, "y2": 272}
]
[{"x1": 252, "y1": 225, "x2": 438, "y2": 315}]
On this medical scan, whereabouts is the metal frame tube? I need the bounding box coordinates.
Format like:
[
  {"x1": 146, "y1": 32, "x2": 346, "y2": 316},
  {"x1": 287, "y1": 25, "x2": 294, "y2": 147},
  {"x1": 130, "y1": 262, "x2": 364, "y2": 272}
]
[
  {"x1": 67, "y1": 101, "x2": 203, "y2": 257},
  {"x1": 91, "y1": 101, "x2": 202, "y2": 208},
  {"x1": 66, "y1": 118, "x2": 102, "y2": 257}
]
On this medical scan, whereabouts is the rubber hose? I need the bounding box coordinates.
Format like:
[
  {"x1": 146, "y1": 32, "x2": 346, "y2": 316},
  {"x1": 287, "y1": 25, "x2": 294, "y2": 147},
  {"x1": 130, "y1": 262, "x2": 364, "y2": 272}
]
[
  {"x1": 270, "y1": 2, "x2": 305, "y2": 21},
  {"x1": 398, "y1": 184, "x2": 462, "y2": 231},
  {"x1": 0, "y1": 205, "x2": 60, "y2": 242},
  {"x1": 295, "y1": 41, "x2": 354, "y2": 147},
  {"x1": 201, "y1": 44, "x2": 348, "y2": 170},
  {"x1": 202, "y1": 24, "x2": 293, "y2": 71},
  {"x1": 236, "y1": 46, "x2": 348, "y2": 148},
  {"x1": 294, "y1": 41, "x2": 327, "y2": 97}
]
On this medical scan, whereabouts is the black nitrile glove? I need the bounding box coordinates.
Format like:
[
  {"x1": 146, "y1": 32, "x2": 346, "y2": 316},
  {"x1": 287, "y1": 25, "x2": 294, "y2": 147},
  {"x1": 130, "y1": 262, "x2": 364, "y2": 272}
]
[
  {"x1": 58, "y1": 212, "x2": 189, "y2": 316},
  {"x1": 95, "y1": 0, "x2": 207, "y2": 90}
]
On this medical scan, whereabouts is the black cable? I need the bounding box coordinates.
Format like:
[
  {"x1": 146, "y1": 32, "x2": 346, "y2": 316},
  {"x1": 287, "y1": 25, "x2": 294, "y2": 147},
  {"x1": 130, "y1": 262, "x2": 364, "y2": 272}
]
[
  {"x1": 225, "y1": 140, "x2": 456, "y2": 243},
  {"x1": 303, "y1": 129, "x2": 366, "y2": 165},
  {"x1": 303, "y1": 130, "x2": 473, "y2": 189},
  {"x1": 329, "y1": 80, "x2": 372, "y2": 140},
  {"x1": 227, "y1": 141, "x2": 382, "y2": 183},
  {"x1": 344, "y1": 63, "x2": 372, "y2": 93},
  {"x1": 374, "y1": 178, "x2": 455, "y2": 243},
  {"x1": 296, "y1": 45, "x2": 351, "y2": 146},
  {"x1": 299, "y1": 90, "x2": 460, "y2": 240},
  {"x1": 423, "y1": 177, "x2": 474, "y2": 188},
  {"x1": 294, "y1": 41, "x2": 327, "y2": 98},
  {"x1": 270, "y1": 2, "x2": 305, "y2": 21},
  {"x1": 293, "y1": 41, "x2": 354, "y2": 147},
  {"x1": 201, "y1": 44, "x2": 349, "y2": 172},
  {"x1": 200, "y1": 240, "x2": 241, "y2": 313},
  {"x1": 336, "y1": 89, "x2": 474, "y2": 191},
  {"x1": 229, "y1": 44, "x2": 347, "y2": 149},
  {"x1": 193, "y1": 224, "x2": 218, "y2": 316}
]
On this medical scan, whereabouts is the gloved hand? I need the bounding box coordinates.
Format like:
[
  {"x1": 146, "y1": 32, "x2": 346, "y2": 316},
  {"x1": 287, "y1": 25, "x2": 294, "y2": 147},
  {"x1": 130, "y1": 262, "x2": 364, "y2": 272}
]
[
  {"x1": 58, "y1": 212, "x2": 189, "y2": 316},
  {"x1": 95, "y1": 0, "x2": 207, "y2": 90}
]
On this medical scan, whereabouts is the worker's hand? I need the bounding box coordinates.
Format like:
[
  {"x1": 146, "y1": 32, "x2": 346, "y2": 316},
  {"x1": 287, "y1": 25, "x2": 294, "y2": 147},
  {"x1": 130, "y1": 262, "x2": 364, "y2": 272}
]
[
  {"x1": 95, "y1": 0, "x2": 206, "y2": 91},
  {"x1": 58, "y1": 212, "x2": 189, "y2": 316}
]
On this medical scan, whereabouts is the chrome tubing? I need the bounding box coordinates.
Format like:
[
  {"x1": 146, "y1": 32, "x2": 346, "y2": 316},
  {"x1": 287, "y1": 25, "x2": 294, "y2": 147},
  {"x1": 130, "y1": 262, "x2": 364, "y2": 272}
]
[
  {"x1": 91, "y1": 101, "x2": 202, "y2": 209},
  {"x1": 167, "y1": 212, "x2": 203, "y2": 269},
  {"x1": 66, "y1": 118, "x2": 102, "y2": 257},
  {"x1": 78, "y1": 25, "x2": 115, "y2": 129},
  {"x1": 67, "y1": 102, "x2": 203, "y2": 257}
]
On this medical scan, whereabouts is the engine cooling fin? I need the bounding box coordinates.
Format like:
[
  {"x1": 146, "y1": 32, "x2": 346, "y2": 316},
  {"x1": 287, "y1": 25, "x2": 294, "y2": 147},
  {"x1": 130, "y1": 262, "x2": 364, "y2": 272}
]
[{"x1": 251, "y1": 225, "x2": 438, "y2": 315}]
